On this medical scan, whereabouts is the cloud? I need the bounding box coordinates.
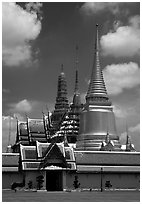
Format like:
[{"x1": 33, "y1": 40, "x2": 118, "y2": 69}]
[
  {"x1": 80, "y1": 2, "x2": 121, "y2": 15},
  {"x1": 103, "y1": 62, "x2": 140, "y2": 95},
  {"x1": 8, "y1": 99, "x2": 33, "y2": 113},
  {"x1": 113, "y1": 105, "x2": 127, "y2": 118},
  {"x1": 2, "y1": 88, "x2": 10, "y2": 94},
  {"x1": 6, "y1": 99, "x2": 54, "y2": 119},
  {"x1": 2, "y1": 2, "x2": 42, "y2": 67},
  {"x1": 100, "y1": 15, "x2": 140, "y2": 57},
  {"x1": 129, "y1": 123, "x2": 140, "y2": 133},
  {"x1": 2, "y1": 116, "x2": 17, "y2": 152}
]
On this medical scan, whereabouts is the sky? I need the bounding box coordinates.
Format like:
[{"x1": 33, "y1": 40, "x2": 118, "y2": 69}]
[{"x1": 2, "y1": 2, "x2": 140, "y2": 152}]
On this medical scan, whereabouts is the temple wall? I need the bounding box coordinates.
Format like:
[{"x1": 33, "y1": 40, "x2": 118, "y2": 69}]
[
  {"x1": 65, "y1": 171, "x2": 76, "y2": 189},
  {"x1": 2, "y1": 170, "x2": 140, "y2": 190},
  {"x1": 25, "y1": 170, "x2": 46, "y2": 189},
  {"x1": 74, "y1": 173, "x2": 101, "y2": 189},
  {"x1": 2, "y1": 172, "x2": 23, "y2": 189},
  {"x1": 74, "y1": 172, "x2": 140, "y2": 190},
  {"x1": 102, "y1": 172, "x2": 140, "y2": 189}
]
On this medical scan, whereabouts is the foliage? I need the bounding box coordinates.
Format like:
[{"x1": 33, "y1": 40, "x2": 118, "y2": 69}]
[{"x1": 36, "y1": 175, "x2": 44, "y2": 190}]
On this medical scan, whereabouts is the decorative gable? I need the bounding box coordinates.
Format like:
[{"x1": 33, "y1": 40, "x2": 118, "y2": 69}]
[{"x1": 39, "y1": 143, "x2": 68, "y2": 169}]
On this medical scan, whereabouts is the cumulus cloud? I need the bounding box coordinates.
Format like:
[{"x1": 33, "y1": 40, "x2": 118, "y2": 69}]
[
  {"x1": 80, "y1": 2, "x2": 121, "y2": 15},
  {"x1": 103, "y1": 62, "x2": 140, "y2": 95},
  {"x1": 113, "y1": 105, "x2": 127, "y2": 118},
  {"x1": 2, "y1": 2, "x2": 42, "y2": 67},
  {"x1": 129, "y1": 123, "x2": 140, "y2": 132},
  {"x1": 100, "y1": 15, "x2": 140, "y2": 57},
  {"x1": 8, "y1": 99, "x2": 33, "y2": 113}
]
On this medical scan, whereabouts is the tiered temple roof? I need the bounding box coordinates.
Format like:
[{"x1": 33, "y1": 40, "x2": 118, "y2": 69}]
[
  {"x1": 51, "y1": 47, "x2": 83, "y2": 143},
  {"x1": 59, "y1": 70, "x2": 83, "y2": 143},
  {"x1": 51, "y1": 64, "x2": 69, "y2": 133},
  {"x1": 12, "y1": 114, "x2": 52, "y2": 152}
]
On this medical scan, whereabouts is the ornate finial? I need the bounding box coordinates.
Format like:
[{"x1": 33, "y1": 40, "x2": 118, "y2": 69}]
[
  {"x1": 95, "y1": 24, "x2": 99, "y2": 52},
  {"x1": 125, "y1": 120, "x2": 130, "y2": 144},
  {"x1": 126, "y1": 122, "x2": 131, "y2": 145},
  {"x1": 105, "y1": 132, "x2": 110, "y2": 144},
  {"x1": 64, "y1": 131, "x2": 69, "y2": 147}
]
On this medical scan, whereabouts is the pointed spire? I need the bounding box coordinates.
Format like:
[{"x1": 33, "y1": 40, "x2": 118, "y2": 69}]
[
  {"x1": 105, "y1": 131, "x2": 110, "y2": 144},
  {"x1": 75, "y1": 45, "x2": 79, "y2": 70},
  {"x1": 74, "y1": 70, "x2": 79, "y2": 94},
  {"x1": 125, "y1": 121, "x2": 131, "y2": 145},
  {"x1": 86, "y1": 24, "x2": 111, "y2": 106},
  {"x1": 64, "y1": 131, "x2": 69, "y2": 147},
  {"x1": 61, "y1": 64, "x2": 64, "y2": 73},
  {"x1": 16, "y1": 117, "x2": 19, "y2": 143},
  {"x1": 126, "y1": 123, "x2": 131, "y2": 146},
  {"x1": 72, "y1": 45, "x2": 82, "y2": 106},
  {"x1": 74, "y1": 45, "x2": 79, "y2": 93}
]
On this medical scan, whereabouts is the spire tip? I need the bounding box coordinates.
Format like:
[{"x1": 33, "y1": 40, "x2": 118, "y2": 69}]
[{"x1": 61, "y1": 64, "x2": 64, "y2": 73}]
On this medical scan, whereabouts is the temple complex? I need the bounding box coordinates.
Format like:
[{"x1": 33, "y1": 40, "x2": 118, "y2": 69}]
[{"x1": 2, "y1": 25, "x2": 139, "y2": 191}]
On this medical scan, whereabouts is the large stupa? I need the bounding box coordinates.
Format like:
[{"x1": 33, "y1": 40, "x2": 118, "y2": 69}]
[{"x1": 76, "y1": 24, "x2": 121, "y2": 151}]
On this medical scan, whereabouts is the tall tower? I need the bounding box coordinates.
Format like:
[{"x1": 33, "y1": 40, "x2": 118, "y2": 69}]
[
  {"x1": 51, "y1": 64, "x2": 69, "y2": 133},
  {"x1": 76, "y1": 24, "x2": 120, "y2": 150},
  {"x1": 56, "y1": 46, "x2": 83, "y2": 143},
  {"x1": 67, "y1": 46, "x2": 83, "y2": 142},
  {"x1": 71, "y1": 45, "x2": 83, "y2": 112}
]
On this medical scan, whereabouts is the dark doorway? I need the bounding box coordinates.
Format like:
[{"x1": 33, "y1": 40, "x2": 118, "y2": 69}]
[{"x1": 46, "y1": 170, "x2": 63, "y2": 191}]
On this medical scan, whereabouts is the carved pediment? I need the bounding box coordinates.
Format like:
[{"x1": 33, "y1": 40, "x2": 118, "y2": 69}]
[{"x1": 39, "y1": 143, "x2": 68, "y2": 169}]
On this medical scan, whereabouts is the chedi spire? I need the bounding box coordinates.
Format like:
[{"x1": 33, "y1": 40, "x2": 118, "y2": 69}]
[
  {"x1": 74, "y1": 45, "x2": 79, "y2": 94},
  {"x1": 51, "y1": 64, "x2": 69, "y2": 133},
  {"x1": 86, "y1": 24, "x2": 111, "y2": 106}
]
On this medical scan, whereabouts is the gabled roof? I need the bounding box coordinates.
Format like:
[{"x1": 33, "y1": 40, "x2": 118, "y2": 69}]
[
  {"x1": 39, "y1": 143, "x2": 68, "y2": 169},
  {"x1": 36, "y1": 141, "x2": 65, "y2": 158}
]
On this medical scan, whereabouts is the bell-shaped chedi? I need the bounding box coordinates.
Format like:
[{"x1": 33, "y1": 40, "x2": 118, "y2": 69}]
[{"x1": 76, "y1": 24, "x2": 121, "y2": 151}]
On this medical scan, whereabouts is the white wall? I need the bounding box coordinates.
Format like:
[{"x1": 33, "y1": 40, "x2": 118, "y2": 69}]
[{"x1": 2, "y1": 172, "x2": 23, "y2": 189}]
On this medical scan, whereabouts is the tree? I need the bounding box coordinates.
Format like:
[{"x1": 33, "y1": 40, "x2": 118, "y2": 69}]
[
  {"x1": 28, "y1": 180, "x2": 33, "y2": 189},
  {"x1": 73, "y1": 175, "x2": 80, "y2": 189},
  {"x1": 36, "y1": 175, "x2": 44, "y2": 190}
]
